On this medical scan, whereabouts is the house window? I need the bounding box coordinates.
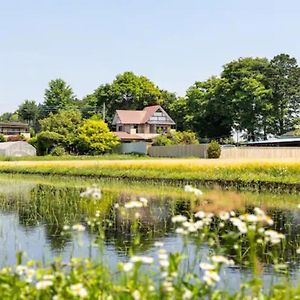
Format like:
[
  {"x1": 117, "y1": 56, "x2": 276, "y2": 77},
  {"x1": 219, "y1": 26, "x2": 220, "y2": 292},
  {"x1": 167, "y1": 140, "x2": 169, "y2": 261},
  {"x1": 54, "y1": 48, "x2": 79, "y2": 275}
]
[{"x1": 117, "y1": 125, "x2": 123, "y2": 132}]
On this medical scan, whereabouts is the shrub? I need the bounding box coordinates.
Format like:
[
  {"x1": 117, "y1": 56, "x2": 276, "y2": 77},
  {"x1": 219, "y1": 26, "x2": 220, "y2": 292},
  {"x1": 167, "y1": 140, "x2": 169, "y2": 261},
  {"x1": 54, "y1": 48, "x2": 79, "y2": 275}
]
[
  {"x1": 207, "y1": 140, "x2": 221, "y2": 158},
  {"x1": 35, "y1": 131, "x2": 63, "y2": 156},
  {"x1": 77, "y1": 120, "x2": 120, "y2": 155},
  {"x1": 0, "y1": 134, "x2": 5, "y2": 142},
  {"x1": 50, "y1": 146, "x2": 66, "y2": 156},
  {"x1": 153, "y1": 131, "x2": 198, "y2": 146}
]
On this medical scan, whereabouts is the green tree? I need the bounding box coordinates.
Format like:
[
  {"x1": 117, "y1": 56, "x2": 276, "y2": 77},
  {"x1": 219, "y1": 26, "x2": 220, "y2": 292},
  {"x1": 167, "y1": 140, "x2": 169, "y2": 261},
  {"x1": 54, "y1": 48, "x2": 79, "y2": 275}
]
[
  {"x1": 184, "y1": 77, "x2": 234, "y2": 138},
  {"x1": 0, "y1": 112, "x2": 13, "y2": 122},
  {"x1": 221, "y1": 57, "x2": 273, "y2": 141},
  {"x1": 269, "y1": 54, "x2": 300, "y2": 135},
  {"x1": 44, "y1": 79, "x2": 76, "y2": 115},
  {"x1": 39, "y1": 110, "x2": 82, "y2": 152},
  {"x1": 77, "y1": 119, "x2": 120, "y2": 154},
  {"x1": 18, "y1": 100, "x2": 39, "y2": 126},
  {"x1": 93, "y1": 72, "x2": 162, "y2": 122}
]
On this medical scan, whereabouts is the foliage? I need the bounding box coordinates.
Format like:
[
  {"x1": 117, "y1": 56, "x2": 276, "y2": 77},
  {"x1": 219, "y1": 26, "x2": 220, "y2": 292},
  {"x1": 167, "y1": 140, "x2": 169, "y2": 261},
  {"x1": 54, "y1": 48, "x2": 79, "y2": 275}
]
[
  {"x1": 153, "y1": 131, "x2": 199, "y2": 146},
  {"x1": 77, "y1": 119, "x2": 120, "y2": 154},
  {"x1": 269, "y1": 54, "x2": 300, "y2": 135},
  {"x1": 39, "y1": 110, "x2": 82, "y2": 152},
  {"x1": 0, "y1": 134, "x2": 6, "y2": 142},
  {"x1": 35, "y1": 131, "x2": 63, "y2": 155},
  {"x1": 50, "y1": 146, "x2": 66, "y2": 156},
  {"x1": 92, "y1": 71, "x2": 163, "y2": 122},
  {"x1": 43, "y1": 79, "x2": 76, "y2": 115},
  {"x1": 207, "y1": 140, "x2": 221, "y2": 158},
  {"x1": 18, "y1": 100, "x2": 39, "y2": 126}
]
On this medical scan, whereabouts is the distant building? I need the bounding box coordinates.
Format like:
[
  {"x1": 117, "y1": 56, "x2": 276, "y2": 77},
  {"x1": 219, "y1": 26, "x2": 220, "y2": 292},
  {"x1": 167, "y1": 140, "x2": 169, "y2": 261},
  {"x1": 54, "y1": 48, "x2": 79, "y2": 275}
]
[
  {"x1": 246, "y1": 130, "x2": 300, "y2": 147},
  {"x1": 0, "y1": 122, "x2": 30, "y2": 139},
  {"x1": 112, "y1": 105, "x2": 175, "y2": 142}
]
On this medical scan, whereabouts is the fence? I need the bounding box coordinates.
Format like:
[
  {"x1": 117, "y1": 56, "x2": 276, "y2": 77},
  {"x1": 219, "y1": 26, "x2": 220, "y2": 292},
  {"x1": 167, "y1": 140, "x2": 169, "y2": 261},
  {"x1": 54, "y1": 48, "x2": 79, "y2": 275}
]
[
  {"x1": 220, "y1": 147, "x2": 300, "y2": 160},
  {"x1": 148, "y1": 144, "x2": 209, "y2": 158}
]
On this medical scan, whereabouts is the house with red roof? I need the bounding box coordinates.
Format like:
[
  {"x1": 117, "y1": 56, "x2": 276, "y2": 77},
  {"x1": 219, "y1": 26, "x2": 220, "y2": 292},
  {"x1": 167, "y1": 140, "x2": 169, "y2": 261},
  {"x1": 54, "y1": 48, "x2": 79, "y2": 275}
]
[{"x1": 112, "y1": 105, "x2": 175, "y2": 142}]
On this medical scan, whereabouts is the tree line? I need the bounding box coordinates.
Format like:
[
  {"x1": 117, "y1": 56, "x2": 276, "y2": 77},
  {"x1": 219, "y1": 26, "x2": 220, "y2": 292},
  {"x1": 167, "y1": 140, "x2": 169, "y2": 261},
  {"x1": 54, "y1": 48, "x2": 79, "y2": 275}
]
[{"x1": 1, "y1": 53, "x2": 300, "y2": 142}]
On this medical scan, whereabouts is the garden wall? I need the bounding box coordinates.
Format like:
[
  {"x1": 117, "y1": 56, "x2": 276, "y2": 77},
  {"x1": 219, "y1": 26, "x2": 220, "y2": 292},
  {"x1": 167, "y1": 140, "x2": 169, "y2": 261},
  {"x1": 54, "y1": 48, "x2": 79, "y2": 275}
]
[
  {"x1": 220, "y1": 147, "x2": 300, "y2": 160},
  {"x1": 148, "y1": 144, "x2": 209, "y2": 158}
]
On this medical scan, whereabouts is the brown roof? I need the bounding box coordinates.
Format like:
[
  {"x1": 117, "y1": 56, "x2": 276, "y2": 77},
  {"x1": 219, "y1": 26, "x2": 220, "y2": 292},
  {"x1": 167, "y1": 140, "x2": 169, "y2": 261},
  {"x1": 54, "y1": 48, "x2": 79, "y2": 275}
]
[{"x1": 115, "y1": 105, "x2": 161, "y2": 124}]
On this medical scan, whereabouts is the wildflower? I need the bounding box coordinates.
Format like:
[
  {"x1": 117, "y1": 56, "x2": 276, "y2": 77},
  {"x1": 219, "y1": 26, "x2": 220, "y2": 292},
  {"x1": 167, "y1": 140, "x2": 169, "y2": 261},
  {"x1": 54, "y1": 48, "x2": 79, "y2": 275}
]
[
  {"x1": 264, "y1": 230, "x2": 285, "y2": 245},
  {"x1": 199, "y1": 262, "x2": 215, "y2": 271},
  {"x1": 131, "y1": 256, "x2": 154, "y2": 264},
  {"x1": 80, "y1": 186, "x2": 102, "y2": 200},
  {"x1": 298, "y1": 204, "x2": 300, "y2": 209},
  {"x1": 139, "y1": 197, "x2": 148, "y2": 206},
  {"x1": 16, "y1": 265, "x2": 28, "y2": 276},
  {"x1": 184, "y1": 185, "x2": 194, "y2": 192},
  {"x1": 195, "y1": 211, "x2": 206, "y2": 219},
  {"x1": 114, "y1": 203, "x2": 120, "y2": 209},
  {"x1": 70, "y1": 283, "x2": 88, "y2": 298},
  {"x1": 175, "y1": 227, "x2": 188, "y2": 235},
  {"x1": 219, "y1": 211, "x2": 230, "y2": 221},
  {"x1": 154, "y1": 241, "x2": 164, "y2": 247},
  {"x1": 211, "y1": 255, "x2": 234, "y2": 265},
  {"x1": 296, "y1": 248, "x2": 300, "y2": 254},
  {"x1": 123, "y1": 262, "x2": 134, "y2": 272},
  {"x1": 42, "y1": 274, "x2": 55, "y2": 280},
  {"x1": 159, "y1": 259, "x2": 169, "y2": 268},
  {"x1": 63, "y1": 225, "x2": 70, "y2": 231},
  {"x1": 72, "y1": 224, "x2": 86, "y2": 232},
  {"x1": 230, "y1": 217, "x2": 247, "y2": 234},
  {"x1": 132, "y1": 290, "x2": 141, "y2": 300},
  {"x1": 171, "y1": 215, "x2": 187, "y2": 223},
  {"x1": 25, "y1": 268, "x2": 36, "y2": 282},
  {"x1": 203, "y1": 270, "x2": 220, "y2": 286},
  {"x1": 184, "y1": 185, "x2": 203, "y2": 197},
  {"x1": 148, "y1": 285, "x2": 155, "y2": 292},
  {"x1": 124, "y1": 200, "x2": 143, "y2": 209},
  {"x1": 162, "y1": 280, "x2": 174, "y2": 292},
  {"x1": 36, "y1": 280, "x2": 53, "y2": 290},
  {"x1": 183, "y1": 289, "x2": 193, "y2": 300}
]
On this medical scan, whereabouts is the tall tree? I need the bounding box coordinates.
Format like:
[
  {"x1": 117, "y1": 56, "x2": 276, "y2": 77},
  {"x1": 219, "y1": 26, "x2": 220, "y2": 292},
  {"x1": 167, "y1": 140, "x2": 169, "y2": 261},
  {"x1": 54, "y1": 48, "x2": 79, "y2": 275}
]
[
  {"x1": 43, "y1": 79, "x2": 76, "y2": 115},
  {"x1": 184, "y1": 77, "x2": 234, "y2": 138},
  {"x1": 93, "y1": 72, "x2": 163, "y2": 122},
  {"x1": 221, "y1": 57, "x2": 273, "y2": 141},
  {"x1": 269, "y1": 54, "x2": 300, "y2": 135},
  {"x1": 18, "y1": 100, "x2": 39, "y2": 125}
]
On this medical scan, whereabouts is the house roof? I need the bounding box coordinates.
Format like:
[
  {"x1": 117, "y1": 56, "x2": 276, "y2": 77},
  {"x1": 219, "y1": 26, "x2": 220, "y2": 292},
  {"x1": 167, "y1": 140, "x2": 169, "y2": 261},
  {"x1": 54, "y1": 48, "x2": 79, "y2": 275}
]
[
  {"x1": 114, "y1": 105, "x2": 175, "y2": 125},
  {"x1": 0, "y1": 122, "x2": 29, "y2": 128}
]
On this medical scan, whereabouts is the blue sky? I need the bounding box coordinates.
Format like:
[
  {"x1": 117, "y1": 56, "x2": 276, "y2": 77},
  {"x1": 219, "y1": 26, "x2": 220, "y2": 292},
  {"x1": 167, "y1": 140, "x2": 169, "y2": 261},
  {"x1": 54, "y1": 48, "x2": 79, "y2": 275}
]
[{"x1": 1, "y1": 0, "x2": 300, "y2": 114}]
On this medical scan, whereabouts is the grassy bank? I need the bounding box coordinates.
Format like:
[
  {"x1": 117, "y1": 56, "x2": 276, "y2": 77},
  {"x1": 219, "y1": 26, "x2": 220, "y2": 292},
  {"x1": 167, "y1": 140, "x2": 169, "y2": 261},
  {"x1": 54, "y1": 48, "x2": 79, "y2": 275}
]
[{"x1": 0, "y1": 159, "x2": 299, "y2": 192}]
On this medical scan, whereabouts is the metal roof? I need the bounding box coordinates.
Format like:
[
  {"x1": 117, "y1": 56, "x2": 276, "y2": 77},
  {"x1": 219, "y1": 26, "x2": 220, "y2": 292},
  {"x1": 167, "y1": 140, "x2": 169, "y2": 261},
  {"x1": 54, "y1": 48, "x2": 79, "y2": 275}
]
[{"x1": 247, "y1": 137, "x2": 300, "y2": 144}]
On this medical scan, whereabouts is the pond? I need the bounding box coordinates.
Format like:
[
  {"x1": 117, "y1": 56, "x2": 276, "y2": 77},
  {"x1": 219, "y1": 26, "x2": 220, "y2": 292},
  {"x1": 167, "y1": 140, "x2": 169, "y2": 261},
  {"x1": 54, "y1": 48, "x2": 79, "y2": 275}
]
[{"x1": 0, "y1": 174, "x2": 300, "y2": 292}]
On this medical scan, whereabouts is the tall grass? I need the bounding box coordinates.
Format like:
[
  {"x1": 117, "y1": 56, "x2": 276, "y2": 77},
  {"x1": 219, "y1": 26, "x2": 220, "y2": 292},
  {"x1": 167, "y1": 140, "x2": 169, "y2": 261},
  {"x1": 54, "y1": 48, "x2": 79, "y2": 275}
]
[{"x1": 0, "y1": 159, "x2": 299, "y2": 191}]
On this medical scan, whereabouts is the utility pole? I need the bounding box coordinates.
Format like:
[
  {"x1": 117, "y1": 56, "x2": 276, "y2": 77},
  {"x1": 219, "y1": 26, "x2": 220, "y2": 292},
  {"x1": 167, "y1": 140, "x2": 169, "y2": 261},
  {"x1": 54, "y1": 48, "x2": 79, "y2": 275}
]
[{"x1": 102, "y1": 102, "x2": 106, "y2": 122}]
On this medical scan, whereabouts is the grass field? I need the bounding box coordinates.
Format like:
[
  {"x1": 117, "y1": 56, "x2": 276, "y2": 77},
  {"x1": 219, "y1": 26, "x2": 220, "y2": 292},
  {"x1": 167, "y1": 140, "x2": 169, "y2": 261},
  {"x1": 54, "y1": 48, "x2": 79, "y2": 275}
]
[{"x1": 0, "y1": 158, "x2": 299, "y2": 191}]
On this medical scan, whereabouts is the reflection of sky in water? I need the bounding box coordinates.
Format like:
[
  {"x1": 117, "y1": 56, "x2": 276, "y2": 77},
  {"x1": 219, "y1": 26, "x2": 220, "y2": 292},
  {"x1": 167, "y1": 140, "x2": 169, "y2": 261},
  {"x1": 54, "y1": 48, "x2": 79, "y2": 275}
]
[{"x1": 0, "y1": 179, "x2": 300, "y2": 292}]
